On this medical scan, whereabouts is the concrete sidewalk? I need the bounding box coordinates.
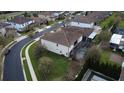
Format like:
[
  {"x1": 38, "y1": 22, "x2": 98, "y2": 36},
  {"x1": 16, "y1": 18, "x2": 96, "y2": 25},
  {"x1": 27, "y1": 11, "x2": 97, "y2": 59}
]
[{"x1": 25, "y1": 41, "x2": 37, "y2": 81}]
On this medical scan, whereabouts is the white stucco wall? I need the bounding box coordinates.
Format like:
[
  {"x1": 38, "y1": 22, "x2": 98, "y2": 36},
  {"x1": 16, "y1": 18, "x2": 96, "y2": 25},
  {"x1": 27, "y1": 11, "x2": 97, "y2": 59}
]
[
  {"x1": 41, "y1": 39, "x2": 70, "y2": 57},
  {"x1": 69, "y1": 22, "x2": 94, "y2": 28},
  {"x1": 78, "y1": 36, "x2": 82, "y2": 43},
  {"x1": 0, "y1": 28, "x2": 6, "y2": 36}
]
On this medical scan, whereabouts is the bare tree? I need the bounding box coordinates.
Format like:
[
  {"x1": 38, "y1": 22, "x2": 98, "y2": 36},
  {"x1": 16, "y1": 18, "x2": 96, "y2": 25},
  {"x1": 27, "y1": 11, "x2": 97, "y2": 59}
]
[{"x1": 38, "y1": 56, "x2": 53, "y2": 80}]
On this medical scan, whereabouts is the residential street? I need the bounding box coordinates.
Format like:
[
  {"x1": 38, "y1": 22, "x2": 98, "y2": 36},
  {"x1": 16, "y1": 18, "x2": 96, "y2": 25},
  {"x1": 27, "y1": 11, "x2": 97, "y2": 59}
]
[{"x1": 3, "y1": 22, "x2": 64, "y2": 81}]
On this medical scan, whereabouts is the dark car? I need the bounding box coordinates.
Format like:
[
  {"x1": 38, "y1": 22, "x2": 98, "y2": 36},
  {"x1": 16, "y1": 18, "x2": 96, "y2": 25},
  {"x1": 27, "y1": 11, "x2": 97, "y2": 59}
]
[{"x1": 4, "y1": 48, "x2": 10, "y2": 55}]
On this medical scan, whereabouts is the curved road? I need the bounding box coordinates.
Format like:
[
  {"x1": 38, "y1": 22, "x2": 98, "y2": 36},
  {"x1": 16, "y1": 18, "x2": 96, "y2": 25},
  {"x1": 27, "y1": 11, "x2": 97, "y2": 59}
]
[{"x1": 3, "y1": 22, "x2": 64, "y2": 81}]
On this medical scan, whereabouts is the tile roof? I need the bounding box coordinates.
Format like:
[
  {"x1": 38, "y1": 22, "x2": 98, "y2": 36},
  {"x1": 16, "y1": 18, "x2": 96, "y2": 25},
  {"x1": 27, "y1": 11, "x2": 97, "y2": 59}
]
[{"x1": 42, "y1": 26, "x2": 93, "y2": 47}]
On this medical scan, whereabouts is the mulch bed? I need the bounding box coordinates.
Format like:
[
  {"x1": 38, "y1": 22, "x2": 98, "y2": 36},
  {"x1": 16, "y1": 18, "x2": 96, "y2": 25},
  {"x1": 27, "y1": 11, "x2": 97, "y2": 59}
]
[{"x1": 64, "y1": 60, "x2": 85, "y2": 81}]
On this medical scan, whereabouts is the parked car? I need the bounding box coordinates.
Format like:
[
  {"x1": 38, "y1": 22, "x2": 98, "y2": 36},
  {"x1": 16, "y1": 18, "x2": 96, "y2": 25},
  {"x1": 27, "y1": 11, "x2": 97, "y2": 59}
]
[{"x1": 4, "y1": 48, "x2": 11, "y2": 55}]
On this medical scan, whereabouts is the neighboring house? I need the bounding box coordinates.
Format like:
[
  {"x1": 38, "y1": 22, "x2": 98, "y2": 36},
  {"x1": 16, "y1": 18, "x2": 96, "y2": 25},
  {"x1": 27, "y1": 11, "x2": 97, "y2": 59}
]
[
  {"x1": 70, "y1": 11, "x2": 110, "y2": 28},
  {"x1": 0, "y1": 22, "x2": 11, "y2": 36},
  {"x1": 38, "y1": 11, "x2": 64, "y2": 21},
  {"x1": 41, "y1": 26, "x2": 94, "y2": 57},
  {"x1": 114, "y1": 28, "x2": 124, "y2": 35},
  {"x1": 32, "y1": 17, "x2": 48, "y2": 25},
  {"x1": 7, "y1": 16, "x2": 35, "y2": 32},
  {"x1": 110, "y1": 34, "x2": 124, "y2": 52}
]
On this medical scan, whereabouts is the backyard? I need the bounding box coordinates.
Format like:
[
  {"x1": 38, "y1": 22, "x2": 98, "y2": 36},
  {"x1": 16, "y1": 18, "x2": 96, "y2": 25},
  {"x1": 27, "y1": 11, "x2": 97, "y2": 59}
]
[
  {"x1": 100, "y1": 13, "x2": 116, "y2": 30},
  {"x1": 28, "y1": 41, "x2": 70, "y2": 80}
]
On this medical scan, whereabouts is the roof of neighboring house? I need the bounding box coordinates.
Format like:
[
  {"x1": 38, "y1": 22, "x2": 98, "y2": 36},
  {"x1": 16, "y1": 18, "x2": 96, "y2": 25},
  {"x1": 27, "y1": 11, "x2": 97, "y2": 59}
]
[
  {"x1": 114, "y1": 28, "x2": 124, "y2": 35},
  {"x1": 73, "y1": 11, "x2": 110, "y2": 24},
  {"x1": 9, "y1": 16, "x2": 33, "y2": 24},
  {"x1": 42, "y1": 26, "x2": 93, "y2": 47},
  {"x1": 110, "y1": 34, "x2": 122, "y2": 45},
  {"x1": 32, "y1": 17, "x2": 47, "y2": 24},
  {"x1": 73, "y1": 15, "x2": 95, "y2": 23},
  {"x1": 0, "y1": 22, "x2": 11, "y2": 29},
  {"x1": 88, "y1": 11, "x2": 110, "y2": 21},
  {"x1": 39, "y1": 11, "x2": 63, "y2": 17}
]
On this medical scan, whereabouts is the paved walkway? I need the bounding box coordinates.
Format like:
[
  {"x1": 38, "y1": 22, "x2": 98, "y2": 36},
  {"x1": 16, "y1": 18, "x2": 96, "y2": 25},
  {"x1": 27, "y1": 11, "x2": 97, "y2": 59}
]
[{"x1": 25, "y1": 41, "x2": 37, "y2": 81}]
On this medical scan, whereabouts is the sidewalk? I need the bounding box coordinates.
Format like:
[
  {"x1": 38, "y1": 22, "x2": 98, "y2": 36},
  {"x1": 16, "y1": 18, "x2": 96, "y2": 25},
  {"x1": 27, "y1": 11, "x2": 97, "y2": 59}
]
[{"x1": 25, "y1": 41, "x2": 37, "y2": 81}]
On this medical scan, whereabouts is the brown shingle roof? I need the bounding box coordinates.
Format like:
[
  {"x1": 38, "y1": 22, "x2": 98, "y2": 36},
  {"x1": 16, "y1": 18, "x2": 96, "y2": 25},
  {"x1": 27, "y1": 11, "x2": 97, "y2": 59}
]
[
  {"x1": 42, "y1": 26, "x2": 93, "y2": 47},
  {"x1": 9, "y1": 16, "x2": 33, "y2": 24},
  {"x1": 73, "y1": 11, "x2": 109, "y2": 23}
]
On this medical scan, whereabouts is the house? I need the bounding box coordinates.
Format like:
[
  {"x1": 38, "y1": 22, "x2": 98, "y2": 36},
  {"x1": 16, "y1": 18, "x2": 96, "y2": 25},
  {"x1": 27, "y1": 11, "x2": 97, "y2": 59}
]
[
  {"x1": 114, "y1": 28, "x2": 124, "y2": 35},
  {"x1": 38, "y1": 11, "x2": 64, "y2": 21},
  {"x1": 32, "y1": 17, "x2": 48, "y2": 25},
  {"x1": 0, "y1": 22, "x2": 11, "y2": 37},
  {"x1": 41, "y1": 26, "x2": 94, "y2": 57},
  {"x1": 70, "y1": 11, "x2": 110, "y2": 28},
  {"x1": 110, "y1": 34, "x2": 124, "y2": 52},
  {"x1": 7, "y1": 16, "x2": 35, "y2": 32}
]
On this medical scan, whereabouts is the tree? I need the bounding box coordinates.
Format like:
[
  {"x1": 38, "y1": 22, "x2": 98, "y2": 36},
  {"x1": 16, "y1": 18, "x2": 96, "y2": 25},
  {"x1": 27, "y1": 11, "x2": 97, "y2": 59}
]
[
  {"x1": 85, "y1": 46, "x2": 101, "y2": 65},
  {"x1": 99, "y1": 31, "x2": 112, "y2": 42},
  {"x1": 33, "y1": 13, "x2": 38, "y2": 17},
  {"x1": 23, "y1": 12, "x2": 31, "y2": 17},
  {"x1": 38, "y1": 56, "x2": 53, "y2": 80}
]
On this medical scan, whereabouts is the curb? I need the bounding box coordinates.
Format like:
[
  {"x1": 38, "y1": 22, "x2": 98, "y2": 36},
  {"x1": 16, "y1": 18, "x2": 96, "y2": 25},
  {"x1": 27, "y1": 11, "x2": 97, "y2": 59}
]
[
  {"x1": 0, "y1": 40, "x2": 17, "y2": 81},
  {"x1": 1, "y1": 36, "x2": 27, "y2": 81},
  {"x1": 25, "y1": 40, "x2": 38, "y2": 81}
]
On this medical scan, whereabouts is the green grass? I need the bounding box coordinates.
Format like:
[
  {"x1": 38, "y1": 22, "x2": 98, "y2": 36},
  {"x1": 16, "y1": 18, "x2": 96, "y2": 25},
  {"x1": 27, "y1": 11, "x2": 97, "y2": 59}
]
[
  {"x1": 28, "y1": 42, "x2": 70, "y2": 80},
  {"x1": 118, "y1": 20, "x2": 124, "y2": 29},
  {"x1": 22, "y1": 42, "x2": 33, "y2": 81},
  {"x1": 100, "y1": 13, "x2": 116, "y2": 30},
  {"x1": 23, "y1": 60, "x2": 32, "y2": 81}
]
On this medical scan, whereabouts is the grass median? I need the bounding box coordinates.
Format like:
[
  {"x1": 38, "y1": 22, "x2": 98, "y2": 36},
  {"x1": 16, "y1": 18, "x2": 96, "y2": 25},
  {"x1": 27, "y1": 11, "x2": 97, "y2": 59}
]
[{"x1": 22, "y1": 42, "x2": 33, "y2": 81}]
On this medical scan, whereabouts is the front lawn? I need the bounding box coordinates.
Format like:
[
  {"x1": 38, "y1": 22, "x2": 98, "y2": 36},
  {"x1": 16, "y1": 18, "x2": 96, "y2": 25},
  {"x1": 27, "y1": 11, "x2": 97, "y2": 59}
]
[{"x1": 28, "y1": 42, "x2": 70, "y2": 80}]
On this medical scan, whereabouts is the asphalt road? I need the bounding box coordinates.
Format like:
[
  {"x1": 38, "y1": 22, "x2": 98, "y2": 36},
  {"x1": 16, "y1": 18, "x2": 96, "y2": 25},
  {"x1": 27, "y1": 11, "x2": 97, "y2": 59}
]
[{"x1": 3, "y1": 22, "x2": 64, "y2": 81}]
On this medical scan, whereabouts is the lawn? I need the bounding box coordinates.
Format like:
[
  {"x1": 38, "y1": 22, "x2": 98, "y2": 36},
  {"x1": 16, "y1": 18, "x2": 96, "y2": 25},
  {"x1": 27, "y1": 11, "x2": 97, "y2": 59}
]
[
  {"x1": 100, "y1": 13, "x2": 116, "y2": 30},
  {"x1": 22, "y1": 42, "x2": 33, "y2": 81},
  {"x1": 28, "y1": 41, "x2": 70, "y2": 80},
  {"x1": 118, "y1": 20, "x2": 124, "y2": 29}
]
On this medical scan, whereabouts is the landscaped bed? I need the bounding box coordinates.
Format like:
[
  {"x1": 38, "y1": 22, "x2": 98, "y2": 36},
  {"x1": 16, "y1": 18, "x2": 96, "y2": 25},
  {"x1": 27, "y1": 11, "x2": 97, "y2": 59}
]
[
  {"x1": 28, "y1": 41, "x2": 70, "y2": 80},
  {"x1": 75, "y1": 50, "x2": 121, "y2": 81}
]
